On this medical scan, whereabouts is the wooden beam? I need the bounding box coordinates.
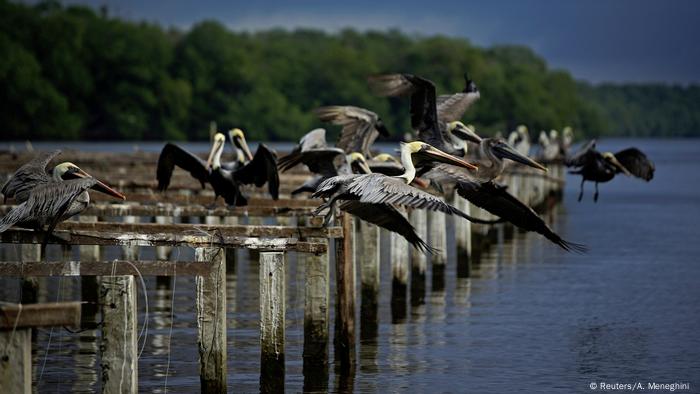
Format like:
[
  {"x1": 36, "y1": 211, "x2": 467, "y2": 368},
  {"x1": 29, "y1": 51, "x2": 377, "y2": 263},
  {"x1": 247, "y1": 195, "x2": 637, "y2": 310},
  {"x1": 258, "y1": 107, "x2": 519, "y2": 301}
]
[
  {"x1": 0, "y1": 204, "x2": 318, "y2": 218},
  {"x1": 0, "y1": 261, "x2": 213, "y2": 277},
  {"x1": 1, "y1": 228, "x2": 329, "y2": 253},
  {"x1": 0, "y1": 302, "x2": 81, "y2": 329},
  {"x1": 90, "y1": 193, "x2": 321, "y2": 207}
]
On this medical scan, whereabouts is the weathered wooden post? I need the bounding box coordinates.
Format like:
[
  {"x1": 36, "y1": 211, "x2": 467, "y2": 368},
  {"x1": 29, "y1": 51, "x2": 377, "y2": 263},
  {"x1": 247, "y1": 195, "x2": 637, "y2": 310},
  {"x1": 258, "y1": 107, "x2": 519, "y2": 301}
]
[
  {"x1": 19, "y1": 243, "x2": 40, "y2": 304},
  {"x1": 428, "y1": 209, "x2": 447, "y2": 291},
  {"x1": 121, "y1": 216, "x2": 140, "y2": 260},
  {"x1": 223, "y1": 216, "x2": 238, "y2": 273},
  {"x1": 409, "y1": 209, "x2": 427, "y2": 306},
  {"x1": 358, "y1": 220, "x2": 380, "y2": 340},
  {"x1": 303, "y1": 238, "x2": 330, "y2": 392},
  {"x1": 195, "y1": 247, "x2": 227, "y2": 393},
  {"x1": 389, "y1": 230, "x2": 408, "y2": 322},
  {"x1": 334, "y1": 213, "x2": 356, "y2": 371},
  {"x1": 80, "y1": 215, "x2": 101, "y2": 314},
  {"x1": 99, "y1": 275, "x2": 138, "y2": 394},
  {"x1": 260, "y1": 251, "x2": 286, "y2": 393},
  {"x1": 452, "y1": 193, "x2": 472, "y2": 278},
  {"x1": 155, "y1": 215, "x2": 173, "y2": 261},
  {"x1": 0, "y1": 328, "x2": 31, "y2": 394}
]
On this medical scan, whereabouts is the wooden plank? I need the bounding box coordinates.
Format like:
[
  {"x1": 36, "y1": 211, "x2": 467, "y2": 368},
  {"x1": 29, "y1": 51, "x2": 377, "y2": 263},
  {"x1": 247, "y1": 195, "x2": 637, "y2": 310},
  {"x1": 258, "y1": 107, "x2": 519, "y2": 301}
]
[
  {"x1": 195, "y1": 247, "x2": 227, "y2": 393},
  {"x1": 1, "y1": 228, "x2": 329, "y2": 253},
  {"x1": 100, "y1": 275, "x2": 138, "y2": 394},
  {"x1": 90, "y1": 193, "x2": 321, "y2": 207},
  {"x1": 259, "y1": 251, "x2": 286, "y2": 393},
  {"x1": 0, "y1": 302, "x2": 81, "y2": 329},
  {"x1": 0, "y1": 261, "x2": 212, "y2": 277},
  {"x1": 334, "y1": 213, "x2": 356, "y2": 371},
  {"x1": 0, "y1": 329, "x2": 31, "y2": 394}
]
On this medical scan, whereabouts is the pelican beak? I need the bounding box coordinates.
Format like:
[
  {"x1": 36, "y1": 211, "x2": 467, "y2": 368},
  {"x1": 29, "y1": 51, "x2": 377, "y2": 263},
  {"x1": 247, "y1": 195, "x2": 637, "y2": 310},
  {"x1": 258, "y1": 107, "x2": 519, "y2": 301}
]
[
  {"x1": 422, "y1": 145, "x2": 478, "y2": 170},
  {"x1": 70, "y1": 168, "x2": 125, "y2": 200},
  {"x1": 451, "y1": 123, "x2": 482, "y2": 144},
  {"x1": 493, "y1": 142, "x2": 547, "y2": 172},
  {"x1": 206, "y1": 138, "x2": 224, "y2": 168},
  {"x1": 235, "y1": 135, "x2": 254, "y2": 161},
  {"x1": 91, "y1": 179, "x2": 127, "y2": 200}
]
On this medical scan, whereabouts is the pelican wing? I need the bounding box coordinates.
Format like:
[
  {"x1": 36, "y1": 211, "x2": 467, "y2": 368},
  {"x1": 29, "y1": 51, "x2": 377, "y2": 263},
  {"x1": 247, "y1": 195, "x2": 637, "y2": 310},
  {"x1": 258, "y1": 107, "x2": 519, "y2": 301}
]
[
  {"x1": 315, "y1": 106, "x2": 389, "y2": 156},
  {"x1": 338, "y1": 201, "x2": 436, "y2": 255},
  {"x1": 367, "y1": 161, "x2": 404, "y2": 176},
  {"x1": 0, "y1": 178, "x2": 96, "y2": 234},
  {"x1": 278, "y1": 148, "x2": 345, "y2": 176},
  {"x1": 565, "y1": 139, "x2": 597, "y2": 168},
  {"x1": 614, "y1": 148, "x2": 655, "y2": 181},
  {"x1": 436, "y1": 92, "x2": 480, "y2": 122},
  {"x1": 156, "y1": 143, "x2": 209, "y2": 191},
  {"x1": 369, "y1": 74, "x2": 439, "y2": 136},
  {"x1": 233, "y1": 144, "x2": 280, "y2": 199},
  {"x1": 346, "y1": 174, "x2": 497, "y2": 223},
  {"x1": 1, "y1": 150, "x2": 61, "y2": 203},
  {"x1": 456, "y1": 180, "x2": 587, "y2": 253}
]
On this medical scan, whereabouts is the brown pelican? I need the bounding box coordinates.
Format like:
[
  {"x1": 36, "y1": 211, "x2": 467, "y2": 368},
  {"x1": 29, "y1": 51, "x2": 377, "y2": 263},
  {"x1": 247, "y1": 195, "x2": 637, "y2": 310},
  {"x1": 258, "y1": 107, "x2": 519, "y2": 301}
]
[
  {"x1": 2, "y1": 150, "x2": 62, "y2": 203},
  {"x1": 364, "y1": 153, "x2": 404, "y2": 176},
  {"x1": 314, "y1": 105, "x2": 390, "y2": 157},
  {"x1": 311, "y1": 141, "x2": 499, "y2": 253},
  {"x1": 157, "y1": 131, "x2": 279, "y2": 206},
  {"x1": 566, "y1": 140, "x2": 654, "y2": 202},
  {"x1": 368, "y1": 73, "x2": 479, "y2": 156},
  {"x1": 0, "y1": 158, "x2": 126, "y2": 249}
]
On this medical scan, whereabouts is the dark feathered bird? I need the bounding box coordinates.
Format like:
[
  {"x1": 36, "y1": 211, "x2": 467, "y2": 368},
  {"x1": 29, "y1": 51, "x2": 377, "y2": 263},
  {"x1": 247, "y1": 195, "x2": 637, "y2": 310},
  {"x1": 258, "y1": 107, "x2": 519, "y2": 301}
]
[
  {"x1": 314, "y1": 105, "x2": 390, "y2": 158},
  {"x1": 566, "y1": 140, "x2": 655, "y2": 202}
]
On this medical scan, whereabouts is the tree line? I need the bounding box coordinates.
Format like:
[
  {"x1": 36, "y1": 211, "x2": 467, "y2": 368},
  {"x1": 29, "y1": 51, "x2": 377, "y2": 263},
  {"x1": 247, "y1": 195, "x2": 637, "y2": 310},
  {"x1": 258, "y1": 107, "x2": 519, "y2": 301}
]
[{"x1": 1, "y1": 0, "x2": 698, "y2": 142}]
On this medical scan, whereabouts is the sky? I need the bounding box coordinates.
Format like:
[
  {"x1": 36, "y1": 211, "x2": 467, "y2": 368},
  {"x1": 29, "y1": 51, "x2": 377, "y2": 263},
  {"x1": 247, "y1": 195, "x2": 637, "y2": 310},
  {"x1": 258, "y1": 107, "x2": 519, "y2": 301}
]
[{"x1": 51, "y1": 0, "x2": 700, "y2": 84}]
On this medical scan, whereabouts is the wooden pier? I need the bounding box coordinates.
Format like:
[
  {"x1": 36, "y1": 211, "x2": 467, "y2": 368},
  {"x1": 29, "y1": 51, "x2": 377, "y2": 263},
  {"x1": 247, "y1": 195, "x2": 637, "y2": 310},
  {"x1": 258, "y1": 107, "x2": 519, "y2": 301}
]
[{"x1": 0, "y1": 151, "x2": 566, "y2": 392}]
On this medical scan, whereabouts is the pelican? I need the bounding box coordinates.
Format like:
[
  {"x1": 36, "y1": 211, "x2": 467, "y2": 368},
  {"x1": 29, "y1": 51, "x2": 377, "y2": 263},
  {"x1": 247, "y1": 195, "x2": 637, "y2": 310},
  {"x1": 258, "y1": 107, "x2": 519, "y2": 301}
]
[
  {"x1": 314, "y1": 105, "x2": 390, "y2": 157},
  {"x1": 435, "y1": 73, "x2": 481, "y2": 123},
  {"x1": 567, "y1": 140, "x2": 655, "y2": 202},
  {"x1": 0, "y1": 156, "x2": 126, "y2": 249},
  {"x1": 507, "y1": 125, "x2": 531, "y2": 158},
  {"x1": 368, "y1": 73, "x2": 480, "y2": 156},
  {"x1": 157, "y1": 130, "x2": 279, "y2": 206},
  {"x1": 311, "y1": 141, "x2": 498, "y2": 254},
  {"x1": 442, "y1": 121, "x2": 546, "y2": 182},
  {"x1": 560, "y1": 126, "x2": 574, "y2": 156},
  {"x1": 364, "y1": 153, "x2": 404, "y2": 176}
]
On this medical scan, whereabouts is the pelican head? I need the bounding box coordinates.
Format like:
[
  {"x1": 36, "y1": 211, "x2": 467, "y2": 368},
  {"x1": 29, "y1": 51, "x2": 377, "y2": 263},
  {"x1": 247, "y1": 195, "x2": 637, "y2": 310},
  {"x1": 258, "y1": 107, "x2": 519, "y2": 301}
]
[
  {"x1": 549, "y1": 129, "x2": 559, "y2": 141},
  {"x1": 602, "y1": 152, "x2": 631, "y2": 176},
  {"x1": 484, "y1": 139, "x2": 547, "y2": 172},
  {"x1": 399, "y1": 141, "x2": 478, "y2": 184},
  {"x1": 53, "y1": 162, "x2": 126, "y2": 200},
  {"x1": 227, "y1": 128, "x2": 253, "y2": 161},
  {"x1": 348, "y1": 152, "x2": 372, "y2": 174},
  {"x1": 447, "y1": 121, "x2": 482, "y2": 144},
  {"x1": 517, "y1": 124, "x2": 528, "y2": 135},
  {"x1": 207, "y1": 133, "x2": 227, "y2": 169},
  {"x1": 539, "y1": 131, "x2": 549, "y2": 145},
  {"x1": 372, "y1": 153, "x2": 399, "y2": 163}
]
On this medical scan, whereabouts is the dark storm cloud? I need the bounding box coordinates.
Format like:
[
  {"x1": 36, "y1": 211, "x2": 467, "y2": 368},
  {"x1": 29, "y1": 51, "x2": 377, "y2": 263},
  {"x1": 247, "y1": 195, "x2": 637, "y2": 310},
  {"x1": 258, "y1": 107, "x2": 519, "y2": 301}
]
[{"x1": 49, "y1": 0, "x2": 700, "y2": 83}]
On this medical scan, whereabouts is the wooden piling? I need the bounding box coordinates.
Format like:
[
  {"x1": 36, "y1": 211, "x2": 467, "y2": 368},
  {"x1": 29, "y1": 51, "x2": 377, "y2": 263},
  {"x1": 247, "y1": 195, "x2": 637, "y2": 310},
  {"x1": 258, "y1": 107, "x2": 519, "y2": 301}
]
[
  {"x1": 79, "y1": 215, "x2": 101, "y2": 261},
  {"x1": 389, "y1": 230, "x2": 408, "y2": 322},
  {"x1": 334, "y1": 213, "x2": 356, "y2": 371},
  {"x1": 155, "y1": 215, "x2": 173, "y2": 261},
  {"x1": 121, "y1": 216, "x2": 140, "y2": 260},
  {"x1": 409, "y1": 209, "x2": 427, "y2": 306},
  {"x1": 452, "y1": 194, "x2": 472, "y2": 278},
  {"x1": 195, "y1": 247, "x2": 227, "y2": 393},
  {"x1": 259, "y1": 251, "x2": 286, "y2": 393},
  {"x1": 19, "y1": 243, "x2": 40, "y2": 304},
  {"x1": 428, "y1": 210, "x2": 447, "y2": 291},
  {"x1": 223, "y1": 216, "x2": 238, "y2": 273},
  {"x1": 99, "y1": 275, "x2": 138, "y2": 394},
  {"x1": 358, "y1": 219, "x2": 380, "y2": 336},
  {"x1": 0, "y1": 328, "x2": 31, "y2": 394},
  {"x1": 302, "y1": 238, "x2": 330, "y2": 391}
]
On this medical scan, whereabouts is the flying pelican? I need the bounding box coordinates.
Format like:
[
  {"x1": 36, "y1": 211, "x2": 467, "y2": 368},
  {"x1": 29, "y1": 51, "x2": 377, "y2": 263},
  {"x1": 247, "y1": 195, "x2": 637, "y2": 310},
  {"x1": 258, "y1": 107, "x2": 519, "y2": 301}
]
[
  {"x1": 314, "y1": 105, "x2": 390, "y2": 158},
  {"x1": 311, "y1": 141, "x2": 499, "y2": 254},
  {"x1": 0, "y1": 154, "x2": 126, "y2": 249},
  {"x1": 157, "y1": 130, "x2": 279, "y2": 206},
  {"x1": 368, "y1": 73, "x2": 480, "y2": 156},
  {"x1": 566, "y1": 140, "x2": 655, "y2": 202}
]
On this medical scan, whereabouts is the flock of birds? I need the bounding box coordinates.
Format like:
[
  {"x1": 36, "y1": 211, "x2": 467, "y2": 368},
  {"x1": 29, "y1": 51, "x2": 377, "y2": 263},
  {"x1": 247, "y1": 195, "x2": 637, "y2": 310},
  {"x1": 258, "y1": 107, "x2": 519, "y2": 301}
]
[{"x1": 0, "y1": 72, "x2": 656, "y2": 256}]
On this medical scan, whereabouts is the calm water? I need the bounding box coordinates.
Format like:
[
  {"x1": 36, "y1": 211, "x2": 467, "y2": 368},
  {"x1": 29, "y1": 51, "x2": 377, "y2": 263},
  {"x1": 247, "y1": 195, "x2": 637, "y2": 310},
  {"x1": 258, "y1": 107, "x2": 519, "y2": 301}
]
[{"x1": 0, "y1": 138, "x2": 698, "y2": 393}]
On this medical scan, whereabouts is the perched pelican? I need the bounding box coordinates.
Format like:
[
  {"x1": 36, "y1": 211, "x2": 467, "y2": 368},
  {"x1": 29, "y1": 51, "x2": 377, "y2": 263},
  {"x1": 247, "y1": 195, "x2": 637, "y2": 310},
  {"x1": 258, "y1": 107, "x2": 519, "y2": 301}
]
[
  {"x1": 368, "y1": 73, "x2": 479, "y2": 156},
  {"x1": 157, "y1": 131, "x2": 279, "y2": 206},
  {"x1": 311, "y1": 141, "x2": 496, "y2": 254},
  {"x1": 221, "y1": 128, "x2": 254, "y2": 170},
  {"x1": 507, "y1": 125, "x2": 531, "y2": 158},
  {"x1": 314, "y1": 106, "x2": 390, "y2": 157},
  {"x1": 0, "y1": 155, "x2": 126, "y2": 248},
  {"x1": 567, "y1": 140, "x2": 655, "y2": 202},
  {"x1": 442, "y1": 121, "x2": 546, "y2": 182}
]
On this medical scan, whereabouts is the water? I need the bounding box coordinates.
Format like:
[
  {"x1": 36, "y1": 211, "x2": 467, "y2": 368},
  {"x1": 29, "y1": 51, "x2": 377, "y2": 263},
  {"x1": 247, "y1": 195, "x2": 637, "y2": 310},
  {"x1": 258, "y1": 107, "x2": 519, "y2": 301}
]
[{"x1": 1, "y1": 138, "x2": 698, "y2": 393}]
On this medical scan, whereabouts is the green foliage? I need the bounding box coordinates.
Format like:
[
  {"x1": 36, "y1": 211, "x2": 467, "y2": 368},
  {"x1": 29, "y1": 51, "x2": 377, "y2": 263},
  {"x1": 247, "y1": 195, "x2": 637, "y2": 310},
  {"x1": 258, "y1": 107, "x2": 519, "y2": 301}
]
[{"x1": 0, "y1": 0, "x2": 696, "y2": 141}]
